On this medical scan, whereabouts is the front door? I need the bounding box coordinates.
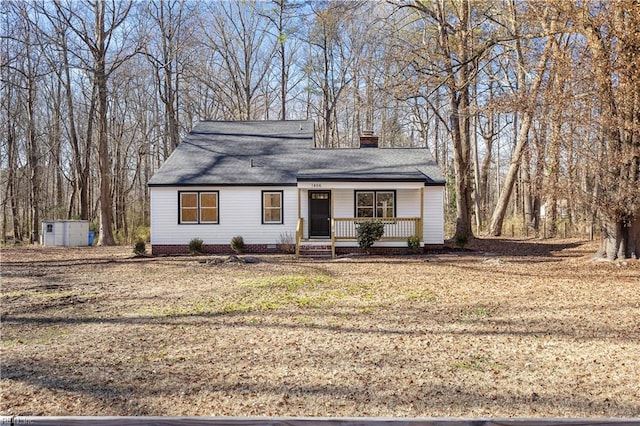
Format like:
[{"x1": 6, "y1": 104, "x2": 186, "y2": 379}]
[{"x1": 309, "y1": 191, "x2": 331, "y2": 238}]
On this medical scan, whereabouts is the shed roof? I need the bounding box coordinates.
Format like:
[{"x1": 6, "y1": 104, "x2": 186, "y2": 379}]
[{"x1": 147, "y1": 120, "x2": 445, "y2": 187}]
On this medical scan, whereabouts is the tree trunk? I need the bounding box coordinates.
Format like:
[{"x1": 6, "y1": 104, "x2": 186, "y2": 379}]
[
  {"x1": 472, "y1": 82, "x2": 482, "y2": 233},
  {"x1": 95, "y1": 1, "x2": 116, "y2": 246},
  {"x1": 600, "y1": 213, "x2": 640, "y2": 260},
  {"x1": 446, "y1": 0, "x2": 474, "y2": 240},
  {"x1": 521, "y1": 146, "x2": 533, "y2": 231},
  {"x1": 24, "y1": 17, "x2": 40, "y2": 244},
  {"x1": 61, "y1": 32, "x2": 91, "y2": 220},
  {"x1": 488, "y1": 113, "x2": 533, "y2": 236},
  {"x1": 6, "y1": 121, "x2": 22, "y2": 242},
  {"x1": 488, "y1": 25, "x2": 554, "y2": 236},
  {"x1": 546, "y1": 118, "x2": 559, "y2": 237},
  {"x1": 545, "y1": 43, "x2": 565, "y2": 237},
  {"x1": 276, "y1": 0, "x2": 287, "y2": 120},
  {"x1": 628, "y1": 218, "x2": 640, "y2": 259},
  {"x1": 450, "y1": 92, "x2": 474, "y2": 239}
]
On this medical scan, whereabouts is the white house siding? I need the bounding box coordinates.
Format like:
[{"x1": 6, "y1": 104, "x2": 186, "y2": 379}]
[
  {"x1": 150, "y1": 186, "x2": 298, "y2": 246},
  {"x1": 331, "y1": 189, "x2": 352, "y2": 218},
  {"x1": 423, "y1": 186, "x2": 444, "y2": 244}
]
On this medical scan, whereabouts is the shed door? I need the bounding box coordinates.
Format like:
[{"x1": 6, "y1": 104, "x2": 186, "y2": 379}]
[{"x1": 309, "y1": 191, "x2": 331, "y2": 238}]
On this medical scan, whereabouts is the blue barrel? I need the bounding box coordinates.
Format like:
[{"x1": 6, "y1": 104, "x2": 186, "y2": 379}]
[{"x1": 88, "y1": 231, "x2": 95, "y2": 246}]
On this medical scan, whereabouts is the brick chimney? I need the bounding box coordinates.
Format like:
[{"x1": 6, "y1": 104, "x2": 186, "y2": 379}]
[{"x1": 359, "y1": 130, "x2": 378, "y2": 148}]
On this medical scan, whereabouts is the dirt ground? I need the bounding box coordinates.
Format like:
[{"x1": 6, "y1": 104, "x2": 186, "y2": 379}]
[{"x1": 1, "y1": 238, "x2": 639, "y2": 417}]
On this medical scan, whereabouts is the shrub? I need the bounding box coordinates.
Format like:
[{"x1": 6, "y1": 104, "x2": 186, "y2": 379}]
[
  {"x1": 407, "y1": 235, "x2": 421, "y2": 254},
  {"x1": 356, "y1": 220, "x2": 385, "y2": 253},
  {"x1": 133, "y1": 226, "x2": 150, "y2": 243},
  {"x1": 115, "y1": 229, "x2": 127, "y2": 245},
  {"x1": 230, "y1": 235, "x2": 245, "y2": 254},
  {"x1": 133, "y1": 240, "x2": 147, "y2": 256},
  {"x1": 454, "y1": 232, "x2": 469, "y2": 249},
  {"x1": 188, "y1": 238, "x2": 204, "y2": 255},
  {"x1": 278, "y1": 232, "x2": 295, "y2": 254}
]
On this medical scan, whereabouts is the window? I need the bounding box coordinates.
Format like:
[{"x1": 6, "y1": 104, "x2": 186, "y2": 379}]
[
  {"x1": 262, "y1": 191, "x2": 283, "y2": 224},
  {"x1": 376, "y1": 191, "x2": 394, "y2": 218},
  {"x1": 180, "y1": 193, "x2": 198, "y2": 223},
  {"x1": 46, "y1": 224, "x2": 53, "y2": 233},
  {"x1": 356, "y1": 192, "x2": 374, "y2": 217},
  {"x1": 355, "y1": 191, "x2": 395, "y2": 218},
  {"x1": 199, "y1": 193, "x2": 218, "y2": 223},
  {"x1": 311, "y1": 192, "x2": 329, "y2": 200},
  {"x1": 179, "y1": 191, "x2": 219, "y2": 224}
]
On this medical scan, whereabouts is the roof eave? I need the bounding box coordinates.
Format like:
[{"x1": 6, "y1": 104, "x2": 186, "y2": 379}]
[{"x1": 148, "y1": 182, "x2": 298, "y2": 188}]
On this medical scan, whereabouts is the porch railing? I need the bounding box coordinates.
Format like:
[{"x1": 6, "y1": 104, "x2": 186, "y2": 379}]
[{"x1": 333, "y1": 217, "x2": 421, "y2": 241}]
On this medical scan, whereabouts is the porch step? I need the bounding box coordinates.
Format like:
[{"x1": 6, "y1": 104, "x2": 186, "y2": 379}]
[{"x1": 298, "y1": 243, "x2": 333, "y2": 259}]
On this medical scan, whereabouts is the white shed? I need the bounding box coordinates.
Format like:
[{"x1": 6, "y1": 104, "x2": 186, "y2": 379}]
[{"x1": 41, "y1": 220, "x2": 90, "y2": 247}]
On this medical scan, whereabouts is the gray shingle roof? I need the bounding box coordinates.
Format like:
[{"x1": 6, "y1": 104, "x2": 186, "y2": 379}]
[{"x1": 147, "y1": 120, "x2": 445, "y2": 186}]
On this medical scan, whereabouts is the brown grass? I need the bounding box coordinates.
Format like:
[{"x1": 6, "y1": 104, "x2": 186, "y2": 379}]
[{"x1": 1, "y1": 238, "x2": 639, "y2": 417}]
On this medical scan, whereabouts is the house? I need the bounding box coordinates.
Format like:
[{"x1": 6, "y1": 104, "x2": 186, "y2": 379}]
[{"x1": 148, "y1": 120, "x2": 445, "y2": 257}]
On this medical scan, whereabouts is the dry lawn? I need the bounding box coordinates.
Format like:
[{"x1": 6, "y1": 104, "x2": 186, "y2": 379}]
[{"x1": 1, "y1": 238, "x2": 639, "y2": 418}]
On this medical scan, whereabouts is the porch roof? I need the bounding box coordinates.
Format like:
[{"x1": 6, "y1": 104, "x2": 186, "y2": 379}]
[{"x1": 296, "y1": 168, "x2": 434, "y2": 183}]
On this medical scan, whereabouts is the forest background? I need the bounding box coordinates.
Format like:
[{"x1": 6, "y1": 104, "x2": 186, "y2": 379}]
[{"x1": 1, "y1": 0, "x2": 638, "y2": 259}]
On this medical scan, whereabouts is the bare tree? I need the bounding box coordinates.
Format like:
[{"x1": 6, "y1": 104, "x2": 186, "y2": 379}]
[
  {"x1": 259, "y1": 0, "x2": 305, "y2": 120},
  {"x1": 570, "y1": 1, "x2": 640, "y2": 259},
  {"x1": 397, "y1": 0, "x2": 510, "y2": 239},
  {"x1": 0, "y1": 8, "x2": 25, "y2": 242},
  {"x1": 306, "y1": 1, "x2": 364, "y2": 147},
  {"x1": 34, "y1": 1, "x2": 91, "y2": 221},
  {"x1": 142, "y1": 0, "x2": 195, "y2": 152},
  {"x1": 53, "y1": 0, "x2": 139, "y2": 246},
  {"x1": 3, "y1": 2, "x2": 45, "y2": 243},
  {"x1": 488, "y1": 4, "x2": 555, "y2": 236},
  {"x1": 198, "y1": 0, "x2": 277, "y2": 120}
]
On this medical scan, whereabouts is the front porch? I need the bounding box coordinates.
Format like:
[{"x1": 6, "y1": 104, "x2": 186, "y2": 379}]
[{"x1": 295, "y1": 217, "x2": 422, "y2": 259}]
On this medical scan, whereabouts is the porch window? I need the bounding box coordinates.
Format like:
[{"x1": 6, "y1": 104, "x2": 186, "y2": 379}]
[
  {"x1": 355, "y1": 191, "x2": 395, "y2": 218},
  {"x1": 262, "y1": 191, "x2": 283, "y2": 224},
  {"x1": 179, "y1": 191, "x2": 219, "y2": 224}
]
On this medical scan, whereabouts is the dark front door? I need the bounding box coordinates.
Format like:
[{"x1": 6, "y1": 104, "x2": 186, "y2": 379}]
[{"x1": 309, "y1": 191, "x2": 331, "y2": 238}]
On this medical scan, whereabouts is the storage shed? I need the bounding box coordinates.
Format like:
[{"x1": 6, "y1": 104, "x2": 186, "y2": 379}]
[{"x1": 41, "y1": 220, "x2": 90, "y2": 247}]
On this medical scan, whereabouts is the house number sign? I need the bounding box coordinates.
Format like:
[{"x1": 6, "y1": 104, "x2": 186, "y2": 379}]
[{"x1": 311, "y1": 183, "x2": 322, "y2": 188}]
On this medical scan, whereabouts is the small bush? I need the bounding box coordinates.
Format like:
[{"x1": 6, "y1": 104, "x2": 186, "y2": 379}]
[
  {"x1": 278, "y1": 232, "x2": 295, "y2": 254},
  {"x1": 115, "y1": 229, "x2": 127, "y2": 245},
  {"x1": 133, "y1": 226, "x2": 150, "y2": 243},
  {"x1": 454, "y1": 232, "x2": 469, "y2": 249},
  {"x1": 188, "y1": 238, "x2": 204, "y2": 255},
  {"x1": 133, "y1": 240, "x2": 146, "y2": 256},
  {"x1": 230, "y1": 235, "x2": 245, "y2": 254},
  {"x1": 407, "y1": 235, "x2": 421, "y2": 254},
  {"x1": 356, "y1": 220, "x2": 385, "y2": 253}
]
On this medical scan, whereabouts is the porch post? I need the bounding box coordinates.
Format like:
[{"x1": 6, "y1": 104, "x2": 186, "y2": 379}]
[
  {"x1": 420, "y1": 187, "x2": 424, "y2": 241},
  {"x1": 331, "y1": 189, "x2": 335, "y2": 258},
  {"x1": 330, "y1": 189, "x2": 334, "y2": 219}
]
